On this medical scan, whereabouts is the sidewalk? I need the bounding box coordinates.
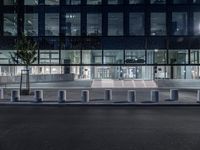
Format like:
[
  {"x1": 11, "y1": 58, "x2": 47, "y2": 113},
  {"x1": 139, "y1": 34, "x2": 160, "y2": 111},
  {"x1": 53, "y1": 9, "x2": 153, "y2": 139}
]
[{"x1": 0, "y1": 88, "x2": 199, "y2": 105}]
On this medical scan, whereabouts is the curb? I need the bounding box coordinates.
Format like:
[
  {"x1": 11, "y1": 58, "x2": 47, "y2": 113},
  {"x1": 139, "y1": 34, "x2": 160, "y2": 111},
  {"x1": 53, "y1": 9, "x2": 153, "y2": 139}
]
[{"x1": 0, "y1": 102, "x2": 200, "y2": 107}]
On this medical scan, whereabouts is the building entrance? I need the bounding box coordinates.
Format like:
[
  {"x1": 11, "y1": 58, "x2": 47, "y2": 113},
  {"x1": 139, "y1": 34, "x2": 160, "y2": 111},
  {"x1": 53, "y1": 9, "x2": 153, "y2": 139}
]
[
  {"x1": 123, "y1": 66, "x2": 142, "y2": 79},
  {"x1": 95, "y1": 67, "x2": 112, "y2": 79}
]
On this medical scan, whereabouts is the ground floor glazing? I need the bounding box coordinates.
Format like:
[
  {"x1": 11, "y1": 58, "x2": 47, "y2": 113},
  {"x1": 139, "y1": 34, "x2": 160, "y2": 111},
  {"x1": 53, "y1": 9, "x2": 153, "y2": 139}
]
[{"x1": 0, "y1": 65, "x2": 200, "y2": 80}]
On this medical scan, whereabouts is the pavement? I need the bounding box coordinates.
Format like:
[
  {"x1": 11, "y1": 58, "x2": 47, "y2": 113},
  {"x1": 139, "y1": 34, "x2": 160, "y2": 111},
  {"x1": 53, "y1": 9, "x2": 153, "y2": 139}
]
[
  {"x1": 0, "y1": 88, "x2": 199, "y2": 105},
  {"x1": 0, "y1": 80, "x2": 199, "y2": 105},
  {"x1": 0, "y1": 106, "x2": 200, "y2": 150}
]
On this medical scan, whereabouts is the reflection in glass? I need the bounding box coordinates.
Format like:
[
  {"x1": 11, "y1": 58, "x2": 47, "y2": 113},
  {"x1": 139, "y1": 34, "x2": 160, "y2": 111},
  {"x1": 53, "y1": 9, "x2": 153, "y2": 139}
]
[
  {"x1": 129, "y1": 0, "x2": 144, "y2": 4},
  {"x1": 4, "y1": 0, "x2": 16, "y2": 5},
  {"x1": 151, "y1": 0, "x2": 165, "y2": 4},
  {"x1": 65, "y1": 13, "x2": 81, "y2": 36},
  {"x1": 108, "y1": 0, "x2": 123, "y2": 4},
  {"x1": 173, "y1": 0, "x2": 187, "y2": 4},
  {"x1": 87, "y1": 0, "x2": 102, "y2": 5},
  {"x1": 108, "y1": 13, "x2": 123, "y2": 36},
  {"x1": 129, "y1": 13, "x2": 144, "y2": 35},
  {"x1": 172, "y1": 12, "x2": 188, "y2": 35},
  {"x1": 40, "y1": 50, "x2": 59, "y2": 64},
  {"x1": 45, "y1": 14, "x2": 59, "y2": 36},
  {"x1": 45, "y1": 0, "x2": 59, "y2": 5},
  {"x1": 4, "y1": 14, "x2": 17, "y2": 36},
  {"x1": 24, "y1": 14, "x2": 38, "y2": 36},
  {"x1": 193, "y1": 0, "x2": 200, "y2": 3},
  {"x1": 190, "y1": 50, "x2": 200, "y2": 64},
  {"x1": 24, "y1": 0, "x2": 38, "y2": 5},
  {"x1": 66, "y1": 0, "x2": 81, "y2": 5},
  {"x1": 194, "y1": 12, "x2": 200, "y2": 35},
  {"x1": 104, "y1": 50, "x2": 124, "y2": 64},
  {"x1": 151, "y1": 13, "x2": 166, "y2": 36},
  {"x1": 125, "y1": 50, "x2": 145, "y2": 64},
  {"x1": 0, "y1": 50, "x2": 16, "y2": 64},
  {"x1": 87, "y1": 14, "x2": 102, "y2": 36},
  {"x1": 168, "y1": 50, "x2": 188, "y2": 64},
  {"x1": 82, "y1": 50, "x2": 102, "y2": 64},
  {"x1": 61, "y1": 50, "x2": 80, "y2": 64},
  {"x1": 147, "y1": 50, "x2": 167, "y2": 64}
]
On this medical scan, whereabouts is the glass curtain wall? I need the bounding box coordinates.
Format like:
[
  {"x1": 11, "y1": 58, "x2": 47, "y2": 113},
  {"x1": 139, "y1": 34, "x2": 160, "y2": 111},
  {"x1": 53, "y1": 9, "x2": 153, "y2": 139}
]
[
  {"x1": 151, "y1": 13, "x2": 166, "y2": 35},
  {"x1": 66, "y1": 0, "x2": 81, "y2": 5},
  {"x1": 65, "y1": 13, "x2": 81, "y2": 36},
  {"x1": 4, "y1": 14, "x2": 17, "y2": 36},
  {"x1": 108, "y1": 13, "x2": 123, "y2": 36},
  {"x1": 45, "y1": 14, "x2": 59, "y2": 36},
  {"x1": 4, "y1": 0, "x2": 16, "y2": 5},
  {"x1": 24, "y1": 0, "x2": 38, "y2": 5},
  {"x1": 87, "y1": 14, "x2": 102, "y2": 36},
  {"x1": 129, "y1": 13, "x2": 145, "y2": 35},
  {"x1": 24, "y1": 14, "x2": 38, "y2": 36},
  {"x1": 172, "y1": 12, "x2": 188, "y2": 35},
  {"x1": 129, "y1": 0, "x2": 144, "y2": 4}
]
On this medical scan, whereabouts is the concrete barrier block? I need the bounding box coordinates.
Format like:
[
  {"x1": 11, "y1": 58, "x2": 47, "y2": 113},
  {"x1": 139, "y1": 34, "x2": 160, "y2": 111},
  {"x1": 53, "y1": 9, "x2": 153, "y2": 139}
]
[
  {"x1": 81, "y1": 90, "x2": 89, "y2": 102},
  {"x1": 127, "y1": 90, "x2": 136, "y2": 102},
  {"x1": 58, "y1": 90, "x2": 66, "y2": 103},
  {"x1": 170, "y1": 89, "x2": 179, "y2": 101},
  {"x1": 151, "y1": 90, "x2": 159, "y2": 102},
  {"x1": 0, "y1": 88, "x2": 4, "y2": 99},
  {"x1": 34, "y1": 90, "x2": 43, "y2": 102},
  {"x1": 104, "y1": 89, "x2": 112, "y2": 101},
  {"x1": 197, "y1": 90, "x2": 200, "y2": 102},
  {"x1": 11, "y1": 90, "x2": 20, "y2": 102}
]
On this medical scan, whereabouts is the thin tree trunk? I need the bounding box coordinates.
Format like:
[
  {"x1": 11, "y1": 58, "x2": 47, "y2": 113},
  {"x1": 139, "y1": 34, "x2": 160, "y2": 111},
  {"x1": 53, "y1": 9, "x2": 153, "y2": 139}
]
[{"x1": 26, "y1": 66, "x2": 30, "y2": 94}]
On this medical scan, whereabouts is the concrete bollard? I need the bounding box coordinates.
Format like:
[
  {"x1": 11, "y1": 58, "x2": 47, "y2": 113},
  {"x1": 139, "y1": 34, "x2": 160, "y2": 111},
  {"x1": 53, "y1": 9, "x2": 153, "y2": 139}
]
[
  {"x1": 58, "y1": 90, "x2": 66, "y2": 103},
  {"x1": 81, "y1": 90, "x2": 89, "y2": 103},
  {"x1": 104, "y1": 89, "x2": 112, "y2": 101},
  {"x1": 170, "y1": 89, "x2": 179, "y2": 101},
  {"x1": 34, "y1": 90, "x2": 43, "y2": 102},
  {"x1": 11, "y1": 90, "x2": 20, "y2": 102},
  {"x1": 151, "y1": 90, "x2": 159, "y2": 102},
  {"x1": 127, "y1": 90, "x2": 136, "y2": 103},
  {"x1": 197, "y1": 90, "x2": 200, "y2": 103},
  {"x1": 0, "y1": 88, "x2": 4, "y2": 99}
]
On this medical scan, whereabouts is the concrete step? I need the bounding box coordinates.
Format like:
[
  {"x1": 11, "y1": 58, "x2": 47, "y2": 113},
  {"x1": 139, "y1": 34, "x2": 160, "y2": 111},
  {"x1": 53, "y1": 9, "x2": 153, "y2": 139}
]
[{"x1": 92, "y1": 80, "x2": 157, "y2": 88}]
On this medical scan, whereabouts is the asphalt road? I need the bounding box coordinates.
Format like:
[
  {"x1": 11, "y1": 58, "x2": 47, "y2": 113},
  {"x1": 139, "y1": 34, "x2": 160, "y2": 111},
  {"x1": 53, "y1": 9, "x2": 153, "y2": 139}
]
[{"x1": 0, "y1": 106, "x2": 200, "y2": 150}]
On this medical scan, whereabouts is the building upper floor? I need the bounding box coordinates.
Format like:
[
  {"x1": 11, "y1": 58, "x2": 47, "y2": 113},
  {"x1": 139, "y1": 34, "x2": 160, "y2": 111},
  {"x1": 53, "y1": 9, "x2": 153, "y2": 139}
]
[
  {"x1": 1, "y1": 0, "x2": 200, "y2": 37},
  {"x1": 2, "y1": 0, "x2": 200, "y2": 5}
]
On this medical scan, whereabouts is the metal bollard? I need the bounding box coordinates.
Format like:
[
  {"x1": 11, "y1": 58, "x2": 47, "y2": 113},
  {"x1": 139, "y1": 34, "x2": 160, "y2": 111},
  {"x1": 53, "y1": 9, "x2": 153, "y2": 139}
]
[
  {"x1": 11, "y1": 90, "x2": 20, "y2": 102},
  {"x1": 151, "y1": 90, "x2": 159, "y2": 102},
  {"x1": 81, "y1": 90, "x2": 89, "y2": 102},
  {"x1": 197, "y1": 90, "x2": 200, "y2": 103},
  {"x1": 170, "y1": 89, "x2": 179, "y2": 101},
  {"x1": 34, "y1": 90, "x2": 43, "y2": 102},
  {"x1": 104, "y1": 89, "x2": 112, "y2": 101},
  {"x1": 0, "y1": 88, "x2": 4, "y2": 99},
  {"x1": 58, "y1": 90, "x2": 66, "y2": 103},
  {"x1": 127, "y1": 90, "x2": 136, "y2": 103}
]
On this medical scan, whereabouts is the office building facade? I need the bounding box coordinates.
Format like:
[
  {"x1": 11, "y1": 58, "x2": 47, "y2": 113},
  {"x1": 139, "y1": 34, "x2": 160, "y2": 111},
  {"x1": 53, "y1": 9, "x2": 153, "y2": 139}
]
[{"x1": 1, "y1": 0, "x2": 200, "y2": 80}]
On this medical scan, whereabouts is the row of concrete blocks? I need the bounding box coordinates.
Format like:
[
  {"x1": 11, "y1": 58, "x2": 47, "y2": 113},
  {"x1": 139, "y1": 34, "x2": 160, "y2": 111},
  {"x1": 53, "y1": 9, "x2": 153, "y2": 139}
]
[{"x1": 4, "y1": 89, "x2": 183, "y2": 103}]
